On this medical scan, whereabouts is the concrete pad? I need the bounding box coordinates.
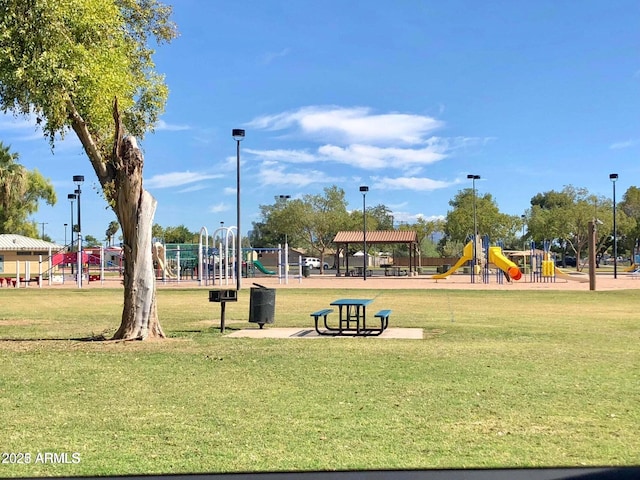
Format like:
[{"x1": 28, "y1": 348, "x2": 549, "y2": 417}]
[{"x1": 226, "y1": 327, "x2": 423, "y2": 339}]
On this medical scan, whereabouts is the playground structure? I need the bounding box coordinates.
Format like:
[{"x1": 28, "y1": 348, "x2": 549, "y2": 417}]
[
  {"x1": 527, "y1": 241, "x2": 589, "y2": 283},
  {"x1": 2, "y1": 244, "x2": 118, "y2": 288},
  {"x1": 432, "y1": 237, "x2": 522, "y2": 282},
  {"x1": 150, "y1": 226, "x2": 306, "y2": 286},
  {"x1": 431, "y1": 236, "x2": 595, "y2": 284},
  {"x1": 623, "y1": 254, "x2": 639, "y2": 272}
]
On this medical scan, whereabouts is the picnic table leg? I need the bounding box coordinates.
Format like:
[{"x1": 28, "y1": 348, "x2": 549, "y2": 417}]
[
  {"x1": 361, "y1": 306, "x2": 367, "y2": 331},
  {"x1": 347, "y1": 305, "x2": 356, "y2": 333}
]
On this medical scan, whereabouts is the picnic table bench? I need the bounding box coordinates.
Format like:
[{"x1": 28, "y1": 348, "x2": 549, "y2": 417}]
[
  {"x1": 310, "y1": 308, "x2": 334, "y2": 332},
  {"x1": 310, "y1": 299, "x2": 391, "y2": 336},
  {"x1": 374, "y1": 309, "x2": 392, "y2": 330}
]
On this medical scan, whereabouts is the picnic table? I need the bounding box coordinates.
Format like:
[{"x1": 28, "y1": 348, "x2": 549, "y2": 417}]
[
  {"x1": 310, "y1": 298, "x2": 391, "y2": 336},
  {"x1": 384, "y1": 266, "x2": 408, "y2": 276},
  {"x1": 349, "y1": 266, "x2": 372, "y2": 277}
]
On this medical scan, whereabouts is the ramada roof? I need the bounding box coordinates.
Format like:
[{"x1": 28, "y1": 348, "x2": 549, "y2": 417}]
[
  {"x1": 0, "y1": 234, "x2": 63, "y2": 251},
  {"x1": 333, "y1": 230, "x2": 417, "y2": 244}
]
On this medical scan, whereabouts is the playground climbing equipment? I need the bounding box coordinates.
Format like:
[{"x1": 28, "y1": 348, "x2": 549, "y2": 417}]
[{"x1": 432, "y1": 235, "x2": 522, "y2": 283}]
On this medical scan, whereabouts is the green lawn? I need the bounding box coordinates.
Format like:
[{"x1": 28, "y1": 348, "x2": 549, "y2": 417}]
[{"x1": 1, "y1": 287, "x2": 638, "y2": 476}]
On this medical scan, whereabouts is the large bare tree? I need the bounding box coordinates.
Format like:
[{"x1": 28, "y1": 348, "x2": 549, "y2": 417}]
[{"x1": 0, "y1": 0, "x2": 177, "y2": 339}]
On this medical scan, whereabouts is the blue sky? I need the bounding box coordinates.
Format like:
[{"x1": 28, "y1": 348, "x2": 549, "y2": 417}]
[{"x1": 1, "y1": 0, "x2": 639, "y2": 245}]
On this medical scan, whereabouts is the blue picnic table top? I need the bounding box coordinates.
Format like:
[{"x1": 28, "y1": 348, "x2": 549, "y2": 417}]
[{"x1": 330, "y1": 298, "x2": 373, "y2": 307}]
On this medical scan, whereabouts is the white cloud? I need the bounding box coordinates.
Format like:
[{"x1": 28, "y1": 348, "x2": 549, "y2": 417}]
[
  {"x1": 0, "y1": 112, "x2": 47, "y2": 142},
  {"x1": 261, "y1": 47, "x2": 292, "y2": 65},
  {"x1": 318, "y1": 143, "x2": 446, "y2": 169},
  {"x1": 372, "y1": 176, "x2": 455, "y2": 191},
  {"x1": 257, "y1": 165, "x2": 342, "y2": 187},
  {"x1": 220, "y1": 155, "x2": 242, "y2": 172},
  {"x1": 155, "y1": 119, "x2": 191, "y2": 131},
  {"x1": 244, "y1": 148, "x2": 317, "y2": 163},
  {"x1": 247, "y1": 106, "x2": 443, "y2": 145},
  {"x1": 246, "y1": 142, "x2": 447, "y2": 171},
  {"x1": 391, "y1": 211, "x2": 444, "y2": 224},
  {"x1": 610, "y1": 139, "x2": 638, "y2": 150},
  {"x1": 0, "y1": 111, "x2": 39, "y2": 130},
  {"x1": 178, "y1": 184, "x2": 207, "y2": 193},
  {"x1": 209, "y1": 202, "x2": 229, "y2": 213},
  {"x1": 243, "y1": 107, "x2": 493, "y2": 173},
  {"x1": 145, "y1": 171, "x2": 223, "y2": 189}
]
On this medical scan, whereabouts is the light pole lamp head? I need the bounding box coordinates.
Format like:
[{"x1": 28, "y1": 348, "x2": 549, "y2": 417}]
[
  {"x1": 467, "y1": 174, "x2": 480, "y2": 180},
  {"x1": 232, "y1": 129, "x2": 245, "y2": 141},
  {"x1": 359, "y1": 186, "x2": 369, "y2": 193},
  {"x1": 73, "y1": 175, "x2": 84, "y2": 184},
  {"x1": 279, "y1": 195, "x2": 291, "y2": 200},
  {"x1": 609, "y1": 173, "x2": 618, "y2": 182},
  {"x1": 67, "y1": 193, "x2": 76, "y2": 201}
]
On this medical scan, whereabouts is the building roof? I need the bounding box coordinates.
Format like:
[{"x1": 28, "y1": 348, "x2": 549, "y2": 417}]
[
  {"x1": 0, "y1": 234, "x2": 64, "y2": 251},
  {"x1": 333, "y1": 230, "x2": 418, "y2": 244}
]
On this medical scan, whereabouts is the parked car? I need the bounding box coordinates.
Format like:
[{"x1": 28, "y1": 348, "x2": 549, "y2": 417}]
[
  {"x1": 558, "y1": 256, "x2": 577, "y2": 267},
  {"x1": 303, "y1": 257, "x2": 330, "y2": 269}
]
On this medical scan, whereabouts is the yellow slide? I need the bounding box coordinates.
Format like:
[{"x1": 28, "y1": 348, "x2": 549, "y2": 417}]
[
  {"x1": 488, "y1": 247, "x2": 522, "y2": 281},
  {"x1": 153, "y1": 242, "x2": 177, "y2": 279},
  {"x1": 554, "y1": 266, "x2": 589, "y2": 283},
  {"x1": 432, "y1": 241, "x2": 474, "y2": 279}
]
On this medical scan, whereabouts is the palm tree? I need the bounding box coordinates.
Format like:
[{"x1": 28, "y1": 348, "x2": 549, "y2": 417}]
[
  {"x1": 105, "y1": 220, "x2": 120, "y2": 246},
  {"x1": 0, "y1": 142, "x2": 27, "y2": 212},
  {"x1": 0, "y1": 142, "x2": 56, "y2": 235}
]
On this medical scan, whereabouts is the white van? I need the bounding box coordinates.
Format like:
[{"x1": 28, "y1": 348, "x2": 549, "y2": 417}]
[{"x1": 303, "y1": 257, "x2": 330, "y2": 269}]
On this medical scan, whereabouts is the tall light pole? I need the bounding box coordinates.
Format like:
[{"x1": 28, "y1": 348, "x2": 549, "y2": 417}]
[
  {"x1": 589, "y1": 220, "x2": 597, "y2": 291},
  {"x1": 73, "y1": 175, "x2": 84, "y2": 288},
  {"x1": 67, "y1": 193, "x2": 76, "y2": 251},
  {"x1": 278, "y1": 195, "x2": 291, "y2": 247},
  {"x1": 360, "y1": 186, "x2": 369, "y2": 281},
  {"x1": 521, "y1": 214, "x2": 526, "y2": 249},
  {"x1": 232, "y1": 129, "x2": 245, "y2": 291},
  {"x1": 610, "y1": 173, "x2": 618, "y2": 279},
  {"x1": 279, "y1": 195, "x2": 291, "y2": 282},
  {"x1": 467, "y1": 174, "x2": 480, "y2": 283}
]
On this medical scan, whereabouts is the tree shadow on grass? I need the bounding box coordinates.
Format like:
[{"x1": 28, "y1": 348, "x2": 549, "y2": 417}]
[
  {"x1": 0, "y1": 330, "x2": 121, "y2": 342},
  {"x1": 169, "y1": 325, "x2": 243, "y2": 338},
  {"x1": 0, "y1": 325, "x2": 247, "y2": 343}
]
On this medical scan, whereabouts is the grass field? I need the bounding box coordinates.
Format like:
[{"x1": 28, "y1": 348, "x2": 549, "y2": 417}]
[{"x1": 1, "y1": 287, "x2": 639, "y2": 477}]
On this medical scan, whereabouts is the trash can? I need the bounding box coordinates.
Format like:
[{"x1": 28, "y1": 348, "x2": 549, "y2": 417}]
[
  {"x1": 302, "y1": 265, "x2": 311, "y2": 277},
  {"x1": 249, "y1": 283, "x2": 276, "y2": 328}
]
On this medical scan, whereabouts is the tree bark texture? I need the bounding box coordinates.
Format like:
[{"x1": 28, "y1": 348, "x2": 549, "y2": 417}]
[
  {"x1": 111, "y1": 135, "x2": 165, "y2": 340},
  {"x1": 69, "y1": 99, "x2": 164, "y2": 340}
]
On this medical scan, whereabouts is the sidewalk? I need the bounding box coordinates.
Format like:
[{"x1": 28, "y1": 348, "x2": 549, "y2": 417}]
[{"x1": 189, "y1": 271, "x2": 640, "y2": 292}]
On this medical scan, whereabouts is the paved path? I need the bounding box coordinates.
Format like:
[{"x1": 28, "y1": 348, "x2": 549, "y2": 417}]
[
  {"x1": 185, "y1": 271, "x2": 639, "y2": 292},
  {"x1": 226, "y1": 327, "x2": 423, "y2": 339},
  {"x1": 46, "y1": 270, "x2": 639, "y2": 291}
]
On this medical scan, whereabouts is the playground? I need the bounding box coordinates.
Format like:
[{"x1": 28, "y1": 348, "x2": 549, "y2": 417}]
[
  {"x1": 3, "y1": 227, "x2": 638, "y2": 292},
  {"x1": 213, "y1": 269, "x2": 638, "y2": 292}
]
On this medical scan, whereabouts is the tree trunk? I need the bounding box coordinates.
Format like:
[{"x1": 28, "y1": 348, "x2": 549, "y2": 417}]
[
  {"x1": 111, "y1": 135, "x2": 165, "y2": 340},
  {"x1": 68, "y1": 98, "x2": 164, "y2": 340}
]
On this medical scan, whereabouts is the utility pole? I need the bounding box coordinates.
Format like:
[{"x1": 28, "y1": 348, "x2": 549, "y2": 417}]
[{"x1": 589, "y1": 220, "x2": 596, "y2": 291}]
